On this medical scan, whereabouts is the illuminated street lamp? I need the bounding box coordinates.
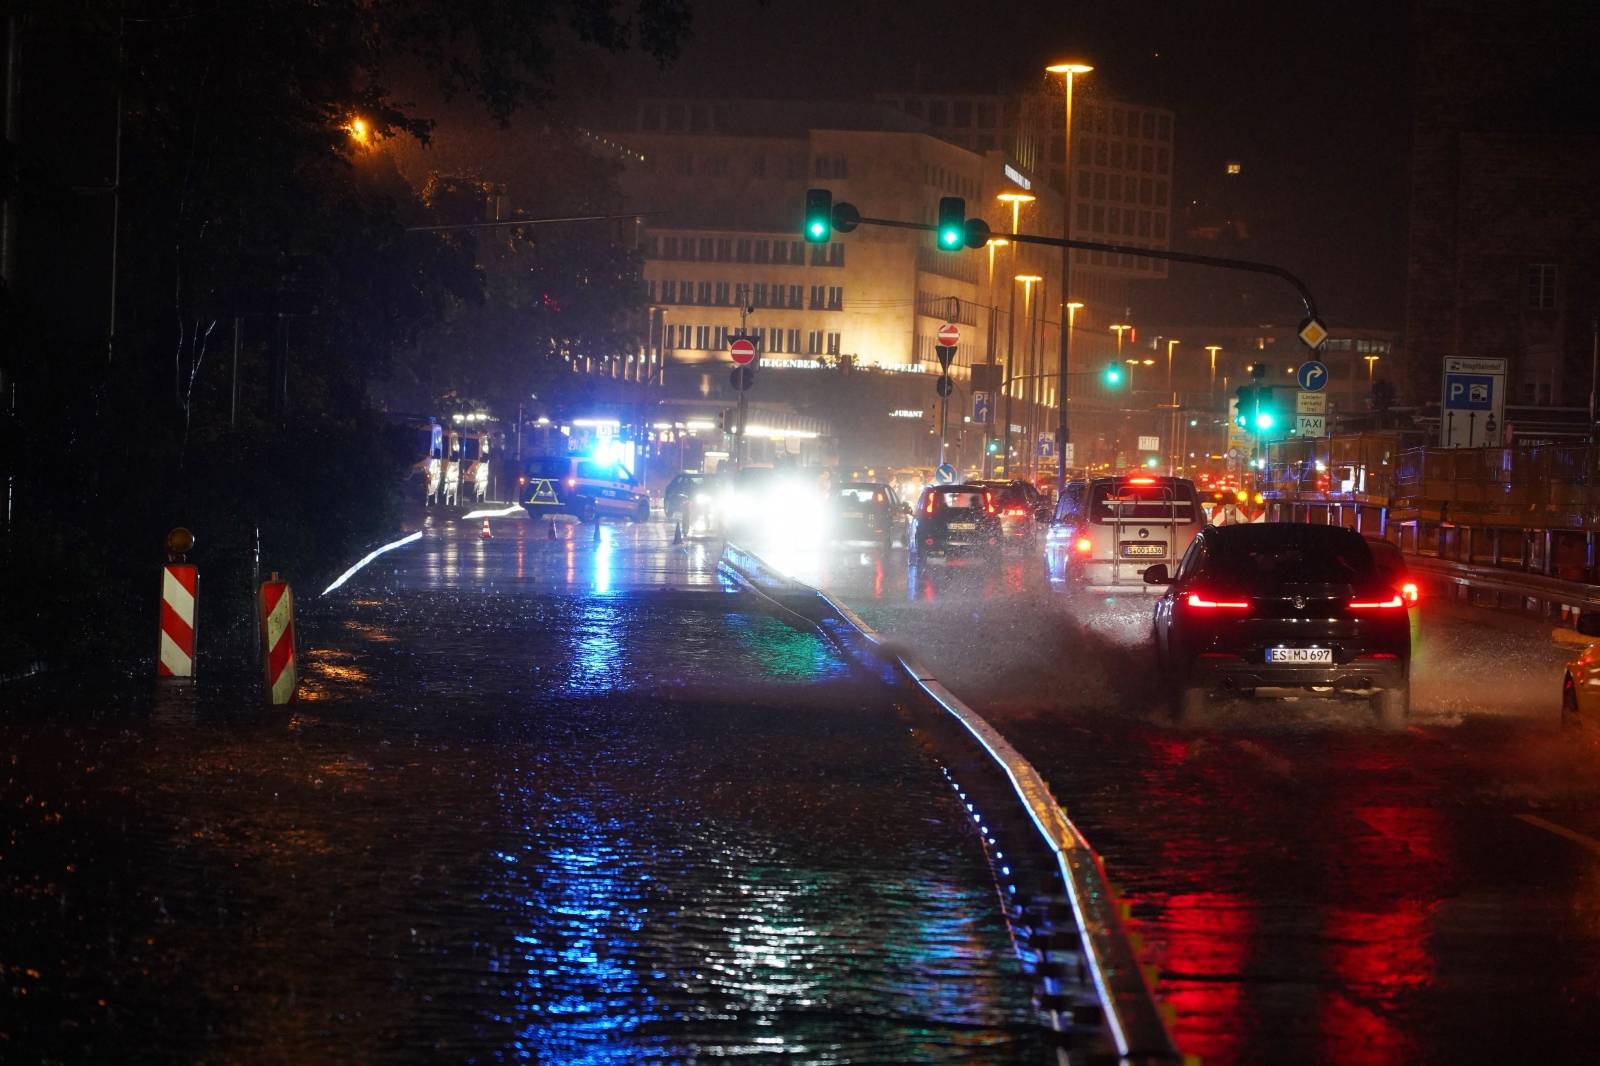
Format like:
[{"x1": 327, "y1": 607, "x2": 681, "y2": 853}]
[
  {"x1": 1205, "y1": 345, "x2": 1223, "y2": 395},
  {"x1": 1365, "y1": 353, "x2": 1381, "y2": 383},
  {"x1": 1045, "y1": 58, "x2": 1093, "y2": 486},
  {"x1": 347, "y1": 116, "x2": 371, "y2": 146},
  {"x1": 1016, "y1": 274, "x2": 1044, "y2": 472},
  {"x1": 994, "y1": 191, "x2": 1036, "y2": 474}
]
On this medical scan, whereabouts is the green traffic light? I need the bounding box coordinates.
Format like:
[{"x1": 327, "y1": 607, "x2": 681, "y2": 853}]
[
  {"x1": 1103, "y1": 365, "x2": 1123, "y2": 386},
  {"x1": 939, "y1": 226, "x2": 963, "y2": 249},
  {"x1": 803, "y1": 188, "x2": 833, "y2": 243},
  {"x1": 1254, "y1": 411, "x2": 1276, "y2": 431},
  {"x1": 808, "y1": 220, "x2": 827, "y2": 239}
]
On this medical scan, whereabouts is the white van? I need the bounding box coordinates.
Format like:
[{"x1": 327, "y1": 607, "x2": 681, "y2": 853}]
[{"x1": 1044, "y1": 475, "x2": 1206, "y2": 593}]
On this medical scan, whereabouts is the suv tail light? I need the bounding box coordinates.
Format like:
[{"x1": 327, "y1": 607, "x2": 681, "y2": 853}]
[
  {"x1": 1400, "y1": 581, "x2": 1419, "y2": 605},
  {"x1": 984, "y1": 491, "x2": 997, "y2": 515},
  {"x1": 1186, "y1": 593, "x2": 1250, "y2": 609},
  {"x1": 1074, "y1": 534, "x2": 1093, "y2": 555},
  {"x1": 1349, "y1": 594, "x2": 1405, "y2": 610}
]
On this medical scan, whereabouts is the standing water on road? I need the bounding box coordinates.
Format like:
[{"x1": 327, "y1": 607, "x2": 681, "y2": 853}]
[{"x1": 1, "y1": 517, "x2": 1050, "y2": 1063}]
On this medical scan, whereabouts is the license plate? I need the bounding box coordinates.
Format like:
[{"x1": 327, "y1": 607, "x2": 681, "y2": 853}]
[
  {"x1": 1121, "y1": 542, "x2": 1167, "y2": 557},
  {"x1": 948, "y1": 522, "x2": 976, "y2": 531},
  {"x1": 1267, "y1": 647, "x2": 1333, "y2": 664}
]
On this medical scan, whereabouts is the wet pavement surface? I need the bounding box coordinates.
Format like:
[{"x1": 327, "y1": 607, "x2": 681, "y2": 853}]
[
  {"x1": 768, "y1": 533, "x2": 1600, "y2": 1066},
  {"x1": 1, "y1": 514, "x2": 1051, "y2": 1063}
]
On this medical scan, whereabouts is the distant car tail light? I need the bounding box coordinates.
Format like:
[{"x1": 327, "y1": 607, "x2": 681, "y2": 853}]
[
  {"x1": 565, "y1": 477, "x2": 577, "y2": 489},
  {"x1": 1401, "y1": 581, "x2": 1419, "y2": 605},
  {"x1": 1349, "y1": 595, "x2": 1405, "y2": 610},
  {"x1": 1186, "y1": 593, "x2": 1250, "y2": 609},
  {"x1": 1074, "y1": 535, "x2": 1094, "y2": 555}
]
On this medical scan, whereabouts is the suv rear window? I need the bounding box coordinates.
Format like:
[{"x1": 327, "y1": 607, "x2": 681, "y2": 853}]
[
  {"x1": 1090, "y1": 480, "x2": 1203, "y2": 523},
  {"x1": 1202, "y1": 526, "x2": 1378, "y2": 586}
]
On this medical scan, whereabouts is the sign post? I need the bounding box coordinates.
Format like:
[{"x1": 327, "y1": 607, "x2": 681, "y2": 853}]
[
  {"x1": 935, "y1": 323, "x2": 960, "y2": 468},
  {"x1": 729, "y1": 335, "x2": 760, "y2": 467},
  {"x1": 1440, "y1": 356, "x2": 1507, "y2": 447}
]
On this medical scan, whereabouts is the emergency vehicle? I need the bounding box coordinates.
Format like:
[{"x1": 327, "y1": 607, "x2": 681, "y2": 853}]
[{"x1": 521, "y1": 456, "x2": 652, "y2": 523}]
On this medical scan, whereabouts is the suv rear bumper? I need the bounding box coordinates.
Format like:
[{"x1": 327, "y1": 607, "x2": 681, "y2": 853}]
[{"x1": 1186, "y1": 655, "x2": 1407, "y2": 693}]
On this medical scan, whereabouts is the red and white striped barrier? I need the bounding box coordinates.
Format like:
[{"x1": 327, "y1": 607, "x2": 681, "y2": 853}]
[
  {"x1": 259, "y1": 574, "x2": 297, "y2": 705},
  {"x1": 158, "y1": 563, "x2": 199, "y2": 678}
]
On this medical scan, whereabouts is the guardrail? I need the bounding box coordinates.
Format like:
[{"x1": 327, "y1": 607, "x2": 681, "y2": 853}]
[{"x1": 718, "y1": 542, "x2": 1181, "y2": 1066}]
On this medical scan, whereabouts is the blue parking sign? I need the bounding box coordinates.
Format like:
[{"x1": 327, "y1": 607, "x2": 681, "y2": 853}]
[
  {"x1": 973, "y1": 390, "x2": 992, "y2": 424},
  {"x1": 1444, "y1": 373, "x2": 1493, "y2": 411}
]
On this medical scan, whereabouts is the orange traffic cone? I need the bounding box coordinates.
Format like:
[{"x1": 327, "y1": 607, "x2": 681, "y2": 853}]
[{"x1": 480, "y1": 518, "x2": 493, "y2": 540}]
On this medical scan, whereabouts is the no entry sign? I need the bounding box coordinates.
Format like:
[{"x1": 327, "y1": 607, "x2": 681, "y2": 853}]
[
  {"x1": 937, "y1": 322, "x2": 960, "y2": 348},
  {"x1": 729, "y1": 338, "x2": 757, "y2": 365}
]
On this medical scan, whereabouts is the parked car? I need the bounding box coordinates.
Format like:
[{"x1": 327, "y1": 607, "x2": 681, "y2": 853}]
[
  {"x1": 663, "y1": 473, "x2": 709, "y2": 519},
  {"x1": 908, "y1": 484, "x2": 1003, "y2": 563},
  {"x1": 1561, "y1": 611, "x2": 1600, "y2": 722},
  {"x1": 1147, "y1": 523, "x2": 1412, "y2": 726}
]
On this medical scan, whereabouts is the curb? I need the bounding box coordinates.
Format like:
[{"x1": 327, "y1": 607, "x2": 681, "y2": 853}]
[{"x1": 718, "y1": 542, "x2": 1182, "y2": 1065}]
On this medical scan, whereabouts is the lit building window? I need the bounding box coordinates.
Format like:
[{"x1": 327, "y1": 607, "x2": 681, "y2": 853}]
[{"x1": 1226, "y1": 162, "x2": 1242, "y2": 175}]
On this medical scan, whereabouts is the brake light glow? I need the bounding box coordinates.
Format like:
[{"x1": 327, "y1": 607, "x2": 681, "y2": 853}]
[
  {"x1": 565, "y1": 478, "x2": 577, "y2": 489},
  {"x1": 1349, "y1": 595, "x2": 1405, "y2": 610},
  {"x1": 1186, "y1": 593, "x2": 1249, "y2": 609},
  {"x1": 1006, "y1": 506, "x2": 1028, "y2": 516},
  {"x1": 924, "y1": 495, "x2": 937, "y2": 516},
  {"x1": 1074, "y1": 536, "x2": 1094, "y2": 554},
  {"x1": 984, "y1": 491, "x2": 996, "y2": 515},
  {"x1": 1401, "y1": 581, "x2": 1419, "y2": 605},
  {"x1": 1127, "y1": 477, "x2": 1157, "y2": 485}
]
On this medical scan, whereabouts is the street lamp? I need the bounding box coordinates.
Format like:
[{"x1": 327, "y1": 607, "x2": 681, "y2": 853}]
[
  {"x1": 1046, "y1": 57, "x2": 1093, "y2": 487},
  {"x1": 1016, "y1": 274, "x2": 1044, "y2": 474},
  {"x1": 1205, "y1": 345, "x2": 1222, "y2": 395},
  {"x1": 1165, "y1": 339, "x2": 1180, "y2": 475},
  {"x1": 1365, "y1": 353, "x2": 1381, "y2": 383},
  {"x1": 995, "y1": 192, "x2": 1036, "y2": 476}
]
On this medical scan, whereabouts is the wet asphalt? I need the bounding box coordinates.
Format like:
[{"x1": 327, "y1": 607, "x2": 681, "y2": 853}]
[
  {"x1": 774, "y1": 532, "x2": 1600, "y2": 1066},
  {"x1": 0, "y1": 513, "x2": 1053, "y2": 1064}
]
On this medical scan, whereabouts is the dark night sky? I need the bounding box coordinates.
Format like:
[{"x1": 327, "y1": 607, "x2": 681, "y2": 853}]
[{"x1": 598, "y1": 0, "x2": 1415, "y2": 328}]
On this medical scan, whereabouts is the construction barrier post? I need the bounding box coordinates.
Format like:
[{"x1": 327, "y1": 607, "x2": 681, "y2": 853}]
[
  {"x1": 159, "y1": 563, "x2": 198, "y2": 679},
  {"x1": 158, "y1": 527, "x2": 198, "y2": 680},
  {"x1": 259, "y1": 573, "x2": 298, "y2": 705}
]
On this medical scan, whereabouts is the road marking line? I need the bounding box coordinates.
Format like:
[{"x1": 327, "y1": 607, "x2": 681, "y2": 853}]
[
  {"x1": 1515, "y1": 814, "x2": 1600, "y2": 858},
  {"x1": 321, "y1": 531, "x2": 424, "y2": 595}
]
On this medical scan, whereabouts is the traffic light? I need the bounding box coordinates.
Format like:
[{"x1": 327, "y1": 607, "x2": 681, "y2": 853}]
[
  {"x1": 1103, "y1": 364, "x2": 1124, "y2": 387},
  {"x1": 937, "y1": 197, "x2": 965, "y2": 249},
  {"x1": 987, "y1": 438, "x2": 1000, "y2": 455},
  {"x1": 804, "y1": 188, "x2": 832, "y2": 242},
  {"x1": 1234, "y1": 384, "x2": 1285, "y2": 434}
]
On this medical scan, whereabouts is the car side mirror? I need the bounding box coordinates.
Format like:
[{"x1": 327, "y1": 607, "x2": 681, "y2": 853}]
[
  {"x1": 1577, "y1": 611, "x2": 1600, "y2": 637},
  {"x1": 1143, "y1": 563, "x2": 1172, "y2": 585}
]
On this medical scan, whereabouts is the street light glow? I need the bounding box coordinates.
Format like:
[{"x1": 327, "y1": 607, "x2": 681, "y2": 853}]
[{"x1": 1046, "y1": 60, "x2": 1095, "y2": 74}]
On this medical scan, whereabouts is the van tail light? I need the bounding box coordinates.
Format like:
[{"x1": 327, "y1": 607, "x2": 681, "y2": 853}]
[
  {"x1": 1186, "y1": 593, "x2": 1250, "y2": 609},
  {"x1": 984, "y1": 491, "x2": 996, "y2": 515},
  {"x1": 1074, "y1": 535, "x2": 1094, "y2": 555},
  {"x1": 1349, "y1": 594, "x2": 1406, "y2": 610},
  {"x1": 1400, "y1": 581, "x2": 1419, "y2": 605}
]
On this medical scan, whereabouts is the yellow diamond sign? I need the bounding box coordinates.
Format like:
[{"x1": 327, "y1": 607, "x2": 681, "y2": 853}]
[{"x1": 1298, "y1": 316, "x2": 1329, "y2": 350}]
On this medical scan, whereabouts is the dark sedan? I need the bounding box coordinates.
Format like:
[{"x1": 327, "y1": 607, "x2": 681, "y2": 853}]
[
  {"x1": 909, "y1": 484, "x2": 1003, "y2": 563},
  {"x1": 1147, "y1": 523, "x2": 1412, "y2": 726},
  {"x1": 828, "y1": 483, "x2": 908, "y2": 546}
]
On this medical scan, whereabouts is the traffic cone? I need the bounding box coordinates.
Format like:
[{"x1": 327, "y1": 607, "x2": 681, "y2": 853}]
[
  {"x1": 480, "y1": 518, "x2": 492, "y2": 540},
  {"x1": 548, "y1": 518, "x2": 557, "y2": 540},
  {"x1": 673, "y1": 519, "x2": 683, "y2": 545},
  {"x1": 592, "y1": 517, "x2": 601, "y2": 544}
]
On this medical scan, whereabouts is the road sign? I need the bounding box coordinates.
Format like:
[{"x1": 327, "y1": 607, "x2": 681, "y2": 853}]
[
  {"x1": 1038, "y1": 436, "x2": 1054, "y2": 458},
  {"x1": 937, "y1": 322, "x2": 960, "y2": 347},
  {"x1": 1296, "y1": 391, "x2": 1327, "y2": 415},
  {"x1": 973, "y1": 390, "x2": 992, "y2": 424},
  {"x1": 1137, "y1": 435, "x2": 1160, "y2": 452},
  {"x1": 1296, "y1": 360, "x2": 1329, "y2": 391},
  {"x1": 730, "y1": 366, "x2": 754, "y2": 391},
  {"x1": 1440, "y1": 356, "x2": 1507, "y2": 447},
  {"x1": 935, "y1": 375, "x2": 954, "y2": 397},
  {"x1": 729, "y1": 338, "x2": 757, "y2": 365},
  {"x1": 1063, "y1": 442, "x2": 1075, "y2": 465},
  {"x1": 935, "y1": 463, "x2": 956, "y2": 484},
  {"x1": 1295, "y1": 414, "x2": 1327, "y2": 436},
  {"x1": 1298, "y1": 316, "x2": 1329, "y2": 350},
  {"x1": 935, "y1": 344, "x2": 957, "y2": 371}
]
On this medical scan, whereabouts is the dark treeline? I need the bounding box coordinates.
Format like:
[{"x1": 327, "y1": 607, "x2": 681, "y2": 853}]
[{"x1": 0, "y1": 1, "x2": 689, "y2": 679}]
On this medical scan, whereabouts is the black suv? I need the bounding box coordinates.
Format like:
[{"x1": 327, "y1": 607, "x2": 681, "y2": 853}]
[{"x1": 1147, "y1": 523, "x2": 1412, "y2": 726}]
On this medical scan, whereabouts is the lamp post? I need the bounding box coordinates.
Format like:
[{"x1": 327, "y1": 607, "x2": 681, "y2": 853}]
[
  {"x1": 1046, "y1": 58, "x2": 1093, "y2": 487},
  {"x1": 1166, "y1": 338, "x2": 1180, "y2": 475},
  {"x1": 1365, "y1": 353, "x2": 1380, "y2": 384},
  {"x1": 1065, "y1": 301, "x2": 1083, "y2": 470},
  {"x1": 996, "y1": 193, "x2": 1036, "y2": 477},
  {"x1": 1016, "y1": 274, "x2": 1044, "y2": 474},
  {"x1": 1206, "y1": 345, "x2": 1222, "y2": 396}
]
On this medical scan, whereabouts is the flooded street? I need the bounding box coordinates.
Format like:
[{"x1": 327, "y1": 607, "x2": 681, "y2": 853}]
[
  {"x1": 775, "y1": 536, "x2": 1600, "y2": 1065},
  {"x1": 1, "y1": 516, "x2": 1049, "y2": 1063}
]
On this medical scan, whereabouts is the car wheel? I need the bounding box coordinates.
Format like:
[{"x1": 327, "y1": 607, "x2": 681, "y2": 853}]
[{"x1": 1374, "y1": 685, "x2": 1410, "y2": 730}]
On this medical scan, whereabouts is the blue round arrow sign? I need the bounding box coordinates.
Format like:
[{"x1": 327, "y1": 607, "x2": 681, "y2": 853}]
[{"x1": 1297, "y1": 360, "x2": 1329, "y2": 392}]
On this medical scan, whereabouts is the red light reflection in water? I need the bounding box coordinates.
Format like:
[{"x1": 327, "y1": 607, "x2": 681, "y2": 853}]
[
  {"x1": 873, "y1": 559, "x2": 885, "y2": 599},
  {"x1": 1150, "y1": 889, "x2": 1255, "y2": 1064},
  {"x1": 1316, "y1": 805, "x2": 1441, "y2": 1066}
]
